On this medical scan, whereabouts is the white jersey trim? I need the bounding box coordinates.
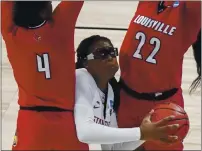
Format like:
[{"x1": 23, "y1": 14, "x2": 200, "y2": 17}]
[{"x1": 28, "y1": 20, "x2": 46, "y2": 29}]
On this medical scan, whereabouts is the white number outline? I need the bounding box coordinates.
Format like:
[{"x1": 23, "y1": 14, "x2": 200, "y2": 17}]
[
  {"x1": 36, "y1": 53, "x2": 51, "y2": 79},
  {"x1": 133, "y1": 32, "x2": 161, "y2": 64}
]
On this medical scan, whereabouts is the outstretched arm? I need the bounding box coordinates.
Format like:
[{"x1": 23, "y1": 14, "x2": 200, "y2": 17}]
[
  {"x1": 53, "y1": 1, "x2": 84, "y2": 29},
  {"x1": 101, "y1": 112, "x2": 144, "y2": 150},
  {"x1": 74, "y1": 70, "x2": 141, "y2": 144}
]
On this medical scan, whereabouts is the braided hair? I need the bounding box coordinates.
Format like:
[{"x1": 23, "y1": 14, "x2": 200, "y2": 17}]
[{"x1": 190, "y1": 29, "x2": 201, "y2": 94}]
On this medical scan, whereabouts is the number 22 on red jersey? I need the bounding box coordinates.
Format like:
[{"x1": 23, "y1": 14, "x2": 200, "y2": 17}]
[{"x1": 133, "y1": 31, "x2": 161, "y2": 64}]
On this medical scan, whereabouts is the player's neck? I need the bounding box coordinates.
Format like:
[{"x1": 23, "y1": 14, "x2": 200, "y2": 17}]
[
  {"x1": 94, "y1": 76, "x2": 109, "y2": 92},
  {"x1": 98, "y1": 81, "x2": 108, "y2": 93}
]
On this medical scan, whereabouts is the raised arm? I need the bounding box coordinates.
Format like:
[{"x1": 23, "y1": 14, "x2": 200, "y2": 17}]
[
  {"x1": 52, "y1": 1, "x2": 84, "y2": 29},
  {"x1": 1, "y1": 1, "x2": 15, "y2": 37}
]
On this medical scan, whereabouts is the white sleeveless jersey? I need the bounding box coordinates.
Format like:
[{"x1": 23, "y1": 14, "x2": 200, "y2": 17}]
[{"x1": 74, "y1": 68, "x2": 144, "y2": 150}]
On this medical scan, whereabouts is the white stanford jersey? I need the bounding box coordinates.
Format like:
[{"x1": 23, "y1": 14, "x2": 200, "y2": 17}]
[{"x1": 74, "y1": 68, "x2": 144, "y2": 150}]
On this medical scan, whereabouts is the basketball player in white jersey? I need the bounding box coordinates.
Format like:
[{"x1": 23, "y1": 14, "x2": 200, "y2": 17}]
[{"x1": 74, "y1": 35, "x2": 179, "y2": 150}]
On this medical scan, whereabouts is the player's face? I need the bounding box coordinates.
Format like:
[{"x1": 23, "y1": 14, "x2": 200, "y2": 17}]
[
  {"x1": 87, "y1": 40, "x2": 119, "y2": 79},
  {"x1": 40, "y1": 1, "x2": 53, "y2": 20}
]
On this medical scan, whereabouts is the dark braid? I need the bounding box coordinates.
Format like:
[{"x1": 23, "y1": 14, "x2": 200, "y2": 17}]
[
  {"x1": 76, "y1": 35, "x2": 120, "y2": 117},
  {"x1": 109, "y1": 77, "x2": 120, "y2": 113},
  {"x1": 190, "y1": 29, "x2": 201, "y2": 94}
]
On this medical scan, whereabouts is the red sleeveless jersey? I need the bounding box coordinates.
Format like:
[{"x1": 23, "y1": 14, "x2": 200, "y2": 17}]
[
  {"x1": 1, "y1": 1, "x2": 84, "y2": 110},
  {"x1": 120, "y1": 1, "x2": 201, "y2": 93}
]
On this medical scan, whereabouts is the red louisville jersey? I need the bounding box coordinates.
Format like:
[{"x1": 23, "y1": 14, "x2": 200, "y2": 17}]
[
  {"x1": 1, "y1": 1, "x2": 84, "y2": 110},
  {"x1": 120, "y1": 1, "x2": 201, "y2": 93}
]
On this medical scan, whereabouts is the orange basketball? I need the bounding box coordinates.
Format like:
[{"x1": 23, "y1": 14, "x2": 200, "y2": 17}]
[{"x1": 151, "y1": 102, "x2": 189, "y2": 142}]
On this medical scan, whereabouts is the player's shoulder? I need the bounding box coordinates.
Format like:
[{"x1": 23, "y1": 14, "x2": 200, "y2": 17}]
[
  {"x1": 137, "y1": 1, "x2": 156, "y2": 6},
  {"x1": 137, "y1": 1, "x2": 146, "y2": 8},
  {"x1": 76, "y1": 68, "x2": 91, "y2": 80},
  {"x1": 135, "y1": 1, "x2": 158, "y2": 12},
  {"x1": 76, "y1": 68, "x2": 95, "y2": 86},
  {"x1": 184, "y1": 1, "x2": 201, "y2": 12},
  {"x1": 76, "y1": 68, "x2": 97, "y2": 99},
  {"x1": 185, "y1": 1, "x2": 201, "y2": 6}
]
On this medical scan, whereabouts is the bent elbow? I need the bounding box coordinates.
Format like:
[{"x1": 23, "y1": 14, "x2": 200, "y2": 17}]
[
  {"x1": 76, "y1": 127, "x2": 91, "y2": 143},
  {"x1": 77, "y1": 133, "x2": 88, "y2": 143}
]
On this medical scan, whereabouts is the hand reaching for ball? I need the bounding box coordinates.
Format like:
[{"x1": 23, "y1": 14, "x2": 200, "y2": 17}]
[{"x1": 139, "y1": 110, "x2": 179, "y2": 144}]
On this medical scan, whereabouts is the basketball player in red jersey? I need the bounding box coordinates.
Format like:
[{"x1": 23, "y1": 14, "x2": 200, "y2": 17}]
[
  {"x1": 118, "y1": 1, "x2": 201, "y2": 151},
  {"x1": 1, "y1": 1, "x2": 88, "y2": 150}
]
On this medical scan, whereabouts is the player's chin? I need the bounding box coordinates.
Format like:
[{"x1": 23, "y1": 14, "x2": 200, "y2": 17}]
[{"x1": 108, "y1": 64, "x2": 119, "y2": 77}]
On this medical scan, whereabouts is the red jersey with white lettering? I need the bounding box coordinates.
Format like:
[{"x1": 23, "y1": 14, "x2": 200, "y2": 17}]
[
  {"x1": 1, "y1": 1, "x2": 84, "y2": 110},
  {"x1": 120, "y1": 1, "x2": 201, "y2": 93}
]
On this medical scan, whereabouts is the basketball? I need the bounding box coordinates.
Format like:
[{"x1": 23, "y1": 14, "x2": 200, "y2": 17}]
[{"x1": 151, "y1": 102, "x2": 190, "y2": 142}]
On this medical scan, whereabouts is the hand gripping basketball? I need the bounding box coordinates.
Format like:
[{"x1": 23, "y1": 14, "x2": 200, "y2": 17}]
[
  {"x1": 140, "y1": 110, "x2": 179, "y2": 144},
  {"x1": 149, "y1": 102, "x2": 190, "y2": 146}
]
